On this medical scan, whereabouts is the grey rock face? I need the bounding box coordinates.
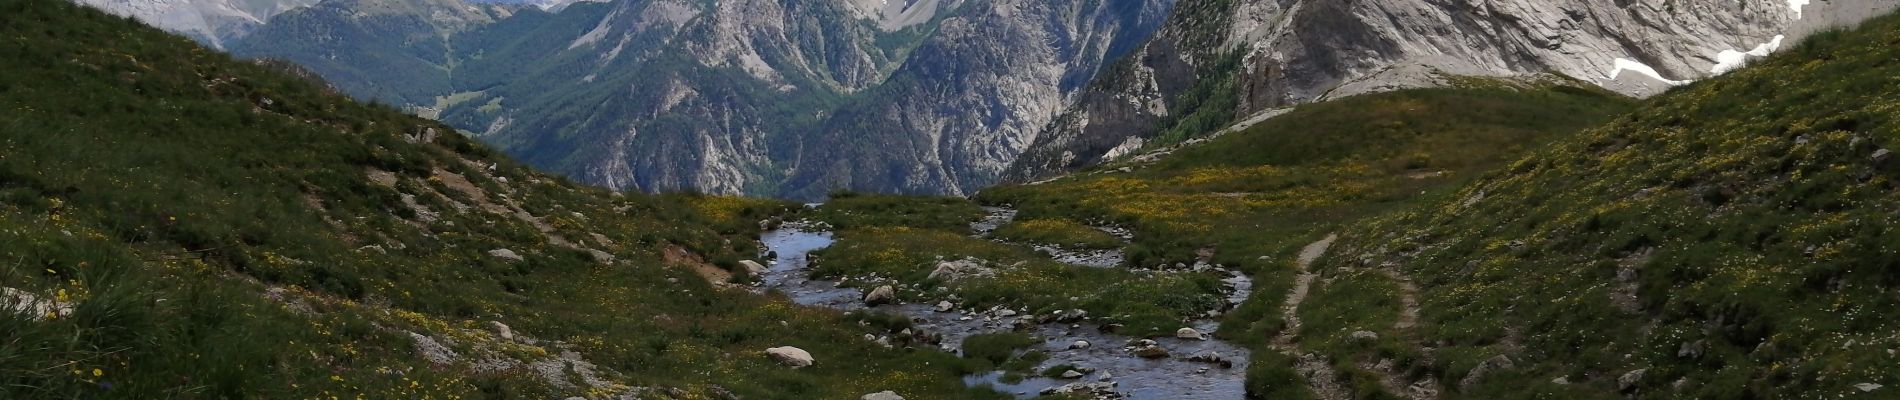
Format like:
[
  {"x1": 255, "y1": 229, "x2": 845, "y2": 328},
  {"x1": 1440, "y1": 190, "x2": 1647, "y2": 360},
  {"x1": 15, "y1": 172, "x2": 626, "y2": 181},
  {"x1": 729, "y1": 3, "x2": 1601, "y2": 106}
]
[
  {"x1": 70, "y1": 0, "x2": 322, "y2": 47},
  {"x1": 1005, "y1": 0, "x2": 1898, "y2": 183}
]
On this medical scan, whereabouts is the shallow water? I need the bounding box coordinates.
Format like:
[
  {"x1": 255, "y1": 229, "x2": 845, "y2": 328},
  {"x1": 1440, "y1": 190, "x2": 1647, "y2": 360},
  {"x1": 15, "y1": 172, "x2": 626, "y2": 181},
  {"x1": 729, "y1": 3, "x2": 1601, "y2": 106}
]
[{"x1": 758, "y1": 220, "x2": 1251, "y2": 399}]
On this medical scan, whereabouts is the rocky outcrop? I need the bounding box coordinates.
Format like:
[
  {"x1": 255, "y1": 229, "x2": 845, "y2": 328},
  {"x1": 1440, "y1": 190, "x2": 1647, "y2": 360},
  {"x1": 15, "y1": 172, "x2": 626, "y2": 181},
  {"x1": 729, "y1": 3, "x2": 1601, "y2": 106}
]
[{"x1": 1005, "y1": 0, "x2": 1900, "y2": 182}]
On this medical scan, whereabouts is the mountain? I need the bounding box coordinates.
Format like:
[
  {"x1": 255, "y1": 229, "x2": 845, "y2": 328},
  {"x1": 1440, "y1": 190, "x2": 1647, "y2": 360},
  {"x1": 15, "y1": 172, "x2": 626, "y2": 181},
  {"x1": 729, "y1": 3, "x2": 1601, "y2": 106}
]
[
  {"x1": 227, "y1": 0, "x2": 517, "y2": 105},
  {"x1": 0, "y1": 0, "x2": 1009, "y2": 397},
  {"x1": 973, "y1": 8, "x2": 1900, "y2": 398},
  {"x1": 70, "y1": 0, "x2": 322, "y2": 47},
  {"x1": 229, "y1": 0, "x2": 1176, "y2": 199},
  {"x1": 1002, "y1": 0, "x2": 1900, "y2": 183}
]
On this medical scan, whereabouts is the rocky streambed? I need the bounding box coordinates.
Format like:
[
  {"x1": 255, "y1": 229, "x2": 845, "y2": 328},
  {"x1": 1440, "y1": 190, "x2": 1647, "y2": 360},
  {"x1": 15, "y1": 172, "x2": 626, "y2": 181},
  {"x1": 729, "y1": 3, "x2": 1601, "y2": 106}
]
[{"x1": 755, "y1": 209, "x2": 1253, "y2": 399}]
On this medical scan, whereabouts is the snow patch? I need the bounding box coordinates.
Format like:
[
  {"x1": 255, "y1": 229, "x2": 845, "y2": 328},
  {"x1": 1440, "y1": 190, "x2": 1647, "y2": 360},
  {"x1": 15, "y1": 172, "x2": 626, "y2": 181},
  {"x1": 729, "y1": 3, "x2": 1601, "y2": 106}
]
[
  {"x1": 1606, "y1": 58, "x2": 1689, "y2": 86},
  {"x1": 1711, "y1": 35, "x2": 1785, "y2": 74}
]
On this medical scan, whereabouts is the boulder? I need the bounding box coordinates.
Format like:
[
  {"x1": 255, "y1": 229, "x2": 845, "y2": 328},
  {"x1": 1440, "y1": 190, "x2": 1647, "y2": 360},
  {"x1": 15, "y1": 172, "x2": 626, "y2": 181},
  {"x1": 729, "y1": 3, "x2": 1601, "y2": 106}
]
[
  {"x1": 861, "y1": 391, "x2": 905, "y2": 400},
  {"x1": 1857, "y1": 383, "x2": 1883, "y2": 393},
  {"x1": 488, "y1": 248, "x2": 524, "y2": 262},
  {"x1": 1349, "y1": 330, "x2": 1379, "y2": 342},
  {"x1": 1175, "y1": 327, "x2": 1206, "y2": 340},
  {"x1": 487, "y1": 321, "x2": 514, "y2": 341},
  {"x1": 585, "y1": 249, "x2": 615, "y2": 264},
  {"x1": 935, "y1": 301, "x2": 955, "y2": 312},
  {"x1": 765, "y1": 346, "x2": 814, "y2": 368},
  {"x1": 1061, "y1": 370, "x2": 1085, "y2": 379},
  {"x1": 1618, "y1": 368, "x2": 1648, "y2": 392},
  {"x1": 739, "y1": 260, "x2": 769, "y2": 276},
  {"x1": 1132, "y1": 345, "x2": 1170, "y2": 359},
  {"x1": 1459, "y1": 354, "x2": 1515, "y2": 389},
  {"x1": 1070, "y1": 340, "x2": 1092, "y2": 350},
  {"x1": 864, "y1": 285, "x2": 896, "y2": 306}
]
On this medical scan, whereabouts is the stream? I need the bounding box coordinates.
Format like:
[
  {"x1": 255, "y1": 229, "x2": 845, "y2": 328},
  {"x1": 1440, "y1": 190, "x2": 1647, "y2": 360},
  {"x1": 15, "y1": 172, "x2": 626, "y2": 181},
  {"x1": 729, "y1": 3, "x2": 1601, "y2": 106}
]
[{"x1": 756, "y1": 208, "x2": 1252, "y2": 399}]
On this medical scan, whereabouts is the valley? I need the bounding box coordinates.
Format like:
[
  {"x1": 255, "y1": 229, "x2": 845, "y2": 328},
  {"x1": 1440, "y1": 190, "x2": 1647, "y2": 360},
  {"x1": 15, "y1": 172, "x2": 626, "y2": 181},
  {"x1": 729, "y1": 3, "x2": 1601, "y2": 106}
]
[{"x1": 7, "y1": 0, "x2": 1900, "y2": 398}]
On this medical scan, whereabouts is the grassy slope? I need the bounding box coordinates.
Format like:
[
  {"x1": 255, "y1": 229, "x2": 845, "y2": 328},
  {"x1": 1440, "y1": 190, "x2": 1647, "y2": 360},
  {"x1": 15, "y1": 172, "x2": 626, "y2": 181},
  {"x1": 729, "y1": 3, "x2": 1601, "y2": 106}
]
[
  {"x1": 1308, "y1": 13, "x2": 1900, "y2": 399},
  {"x1": 0, "y1": 1, "x2": 1002, "y2": 398},
  {"x1": 975, "y1": 82, "x2": 1636, "y2": 396}
]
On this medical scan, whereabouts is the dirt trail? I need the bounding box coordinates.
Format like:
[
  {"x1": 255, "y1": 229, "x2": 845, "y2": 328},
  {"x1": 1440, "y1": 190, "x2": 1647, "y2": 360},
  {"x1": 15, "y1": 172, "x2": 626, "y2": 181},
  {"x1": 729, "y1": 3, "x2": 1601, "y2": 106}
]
[
  {"x1": 1272, "y1": 234, "x2": 1349, "y2": 400},
  {"x1": 1371, "y1": 265, "x2": 1438, "y2": 399}
]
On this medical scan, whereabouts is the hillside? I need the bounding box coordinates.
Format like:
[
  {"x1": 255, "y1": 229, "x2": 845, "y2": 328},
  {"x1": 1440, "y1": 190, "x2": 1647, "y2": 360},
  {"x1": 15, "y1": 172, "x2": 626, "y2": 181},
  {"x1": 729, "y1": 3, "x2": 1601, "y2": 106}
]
[
  {"x1": 0, "y1": 1, "x2": 1007, "y2": 398},
  {"x1": 1292, "y1": 11, "x2": 1900, "y2": 399}
]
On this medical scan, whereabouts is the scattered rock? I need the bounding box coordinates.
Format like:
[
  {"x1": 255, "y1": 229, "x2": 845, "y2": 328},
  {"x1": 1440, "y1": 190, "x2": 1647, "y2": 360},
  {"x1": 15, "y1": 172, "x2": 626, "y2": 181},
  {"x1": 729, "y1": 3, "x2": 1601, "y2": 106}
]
[
  {"x1": 1040, "y1": 382, "x2": 1122, "y2": 398},
  {"x1": 1857, "y1": 383, "x2": 1883, "y2": 392},
  {"x1": 1098, "y1": 371, "x2": 1113, "y2": 382},
  {"x1": 1061, "y1": 370, "x2": 1086, "y2": 379},
  {"x1": 765, "y1": 346, "x2": 814, "y2": 368},
  {"x1": 1552, "y1": 376, "x2": 1570, "y2": 385},
  {"x1": 1618, "y1": 368, "x2": 1648, "y2": 392},
  {"x1": 861, "y1": 390, "x2": 904, "y2": 400},
  {"x1": 739, "y1": 260, "x2": 768, "y2": 276},
  {"x1": 1070, "y1": 340, "x2": 1092, "y2": 350},
  {"x1": 935, "y1": 301, "x2": 954, "y2": 312},
  {"x1": 1460, "y1": 354, "x2": 1515, "y2": 389},
  {"x1": 488, "y1": 248, "x2": 524, "y2": 262},
  {"x1": 1348, "y1": 330, "x2": 1379, "y2": 342},
  {"x1": 488, "y1": 321, "x2": 514, "y2": 341},
  {"x1": 864, "y1": 285, "x2": 896, "y2": 306},
  {"x1": 996, "y1": 308, "x2": 1018, "y2": 317},
  {"x1": 1175, "y1": 327, "x2": 1206, "y2": 340}
]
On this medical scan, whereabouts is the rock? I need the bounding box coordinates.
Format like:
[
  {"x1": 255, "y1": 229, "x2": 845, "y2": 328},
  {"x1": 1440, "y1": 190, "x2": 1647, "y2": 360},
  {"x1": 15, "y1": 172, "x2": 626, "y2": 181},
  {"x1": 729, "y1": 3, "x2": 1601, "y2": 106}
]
[
  {"x1": 1552, "y1": 376, "x2": 1570, "y2": 385},
  {"x1": 864, "y1": 285, "x2": 896, "y2": 306},
  {"x1": 488, "y1": 321, "x2": 514, "y2": 341},
  {"x1": 1186, "y1": 351, "x2": 1234, "y2": 368},
  {"x1": 1459, "y1": 354, "x2": 1515, "y2": 389},
  {"x1": 935, "y1": 301, "x2": 954, "y2": 312},
  {"x1": 1875, "y1": 149, "x2": 1894, "y2": 165},
  {"x1": 1856, "y1": 383, "x2": 1883, "y2": 392},
  {"x1": 765, "y1": 346, "x2": 814, "y2": 368},
  {"x1": 739, "y1": 260, "x2": 768, "y2": 276},
  {"x1": 861, "y1": 391, "x2": 905, "y2": 400},
  {"x1": 1040, "y1": 382, "x2": 1121, "y2": 398},
  {"x1": 585, "y1": 249, "x2": 615, "y2": 264},
  {"x1": 1676, "y1": 339, "x2": 1706, "y2": 359},
  {"x1": 2, "y1": 287, "x2": 73, "y2": 320},
  {"x1": 1618, "y1": 368, "x2": 1648, "y2": 392},
  {"x1": 1131, "y1": 345, "x2": 1170, "y2": 359},
  {"x1": 927, "y1": 259, "x2": 994, "y2": 281},
  {"x1": 1061, "y1": 370, "x2": 1085, "y2": 379},
  {"x1": 488, "y1": 248, "x2": 524, "y2": 262},
  {"x1": 1175, "y1": 327, "x2": 1206, "y2": 340},
  {"x1": 1070, "y1": 340, "x2": 1092, "y2": 349},
  {"x1": 1098, "y1": 371, "x2": 1113, "y2": 382},
  {"x1": 1349, "y1": 330, "x2": 1379, "y2": 342}
]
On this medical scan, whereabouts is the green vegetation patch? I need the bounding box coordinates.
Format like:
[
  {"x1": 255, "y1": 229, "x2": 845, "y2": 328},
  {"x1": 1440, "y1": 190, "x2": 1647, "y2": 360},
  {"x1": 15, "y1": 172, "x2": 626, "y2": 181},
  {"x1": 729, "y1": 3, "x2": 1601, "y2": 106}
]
[{"x1": 992, "y1": 218, "x2": 1124, "y2": 250}]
